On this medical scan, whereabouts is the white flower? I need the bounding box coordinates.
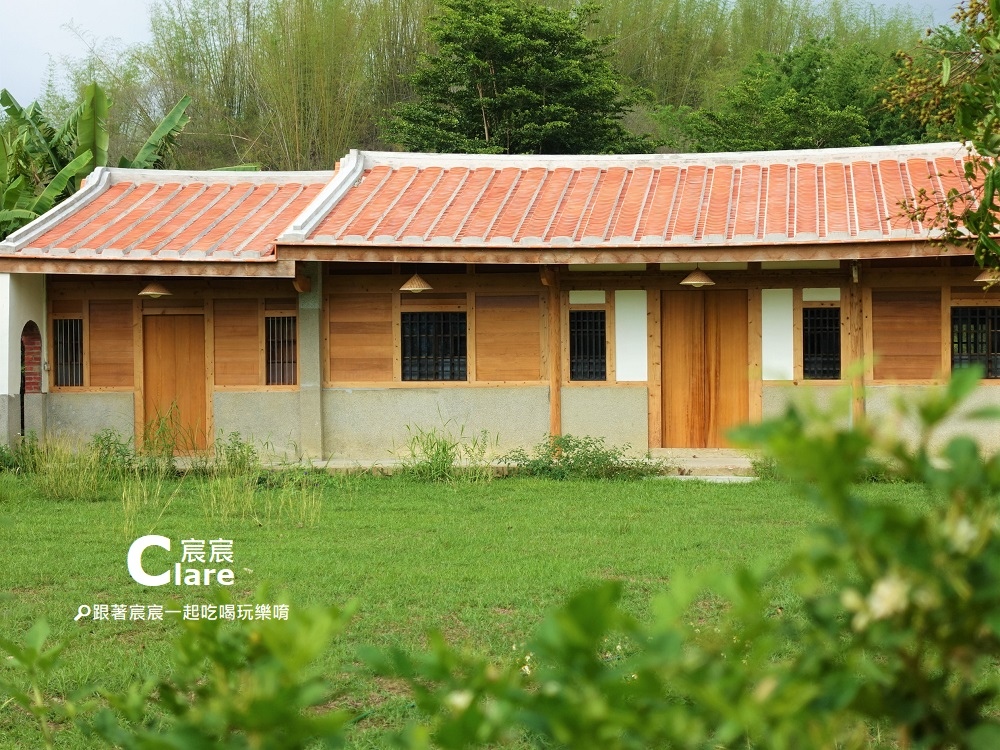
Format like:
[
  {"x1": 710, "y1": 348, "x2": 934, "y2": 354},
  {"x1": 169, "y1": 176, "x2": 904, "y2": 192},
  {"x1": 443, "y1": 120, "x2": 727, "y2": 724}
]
[
  {"x1": 948, "y1": 516, "x2": 979, "y2": 554},
  {"x1": 521, "y1": 664, "x2": 532, "y2": 675},
  {"x1": 445, "y1": 690, "x2": 474, "y2": 713},
  {"x1": 867, "y1": 574, "x2": 910, "y2": 620}
]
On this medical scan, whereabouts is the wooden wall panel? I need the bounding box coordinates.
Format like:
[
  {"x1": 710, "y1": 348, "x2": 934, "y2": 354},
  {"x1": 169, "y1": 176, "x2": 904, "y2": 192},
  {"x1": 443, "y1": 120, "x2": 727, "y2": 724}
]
[
  {"x1": 475, "y1": 294, "x2": 541, "y2": 380},
  {"x1": 89, "y1": 301, "x2": 134, "y2": 387},
  {"x1": 214, "y1": 299, "x2": 260, "y2": 386},
  {"x1": 328, "y1": 293, "x2": 394, "y2": 381},
  {"x1": 871, "y1": 290, "x2": 942, "y2": 379}
]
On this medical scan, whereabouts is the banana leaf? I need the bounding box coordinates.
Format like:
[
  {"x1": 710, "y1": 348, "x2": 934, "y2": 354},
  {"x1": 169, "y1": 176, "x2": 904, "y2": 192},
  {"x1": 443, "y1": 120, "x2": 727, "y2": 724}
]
[
  {"x1": 0, "y1": 90, "x2": 61, "y2": 177},
  {"x1": 121, "y1": 96, "x2": 192, "y2": 170},
  {"x1": 75, "y1": 82, "x2": 110, "y2": 182},
  {"x1": 29, "y1": 150, "x2": 92, "y2": 215}
]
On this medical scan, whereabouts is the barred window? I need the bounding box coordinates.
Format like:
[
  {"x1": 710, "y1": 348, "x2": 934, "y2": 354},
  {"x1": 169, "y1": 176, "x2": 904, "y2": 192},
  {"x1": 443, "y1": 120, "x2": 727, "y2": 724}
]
[
  {"x1": 803, "y1": 307, "x2": 841, "y2": 380},
  {"x1": 265, "y1": 315, "x2": 297, "y2": 385},
  {"x1": 569, "y1": 309, "x2": 606, "y2": 381},
  {"x1": 401, "y1": 312, "x2": 467, "y2": 381},
  {"x1": 952, "y1": 307, "x2": 1000, "y2": 378},
  {"x1": 53, "y1": 318, "x2": 84, "y2": 387}
]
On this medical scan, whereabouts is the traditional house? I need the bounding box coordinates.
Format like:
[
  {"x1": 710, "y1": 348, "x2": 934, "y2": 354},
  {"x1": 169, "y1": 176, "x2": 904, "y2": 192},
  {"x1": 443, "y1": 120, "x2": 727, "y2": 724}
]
[{"x1": 0, "y1": 142, "x2": 995, "y2": 458}]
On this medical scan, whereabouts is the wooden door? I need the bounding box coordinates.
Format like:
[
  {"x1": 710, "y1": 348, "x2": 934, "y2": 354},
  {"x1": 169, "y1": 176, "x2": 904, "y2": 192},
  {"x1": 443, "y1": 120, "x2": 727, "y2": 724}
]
[
  {"x1": 143, "y1": 315, "x2": 207, "y2": 452},
  {"x1": 662, "y1": 290, "x2": 748, "y2": 448}
]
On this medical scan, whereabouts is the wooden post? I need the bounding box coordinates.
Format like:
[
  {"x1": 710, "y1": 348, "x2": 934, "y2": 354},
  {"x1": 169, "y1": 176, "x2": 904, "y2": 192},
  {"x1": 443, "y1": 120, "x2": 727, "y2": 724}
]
[
  {"x1": 647, "y1": 289, "x2": 662, "y2": 449},
  {"x1": 847, "y1": 264, "x2": 866, "y2": 424}
]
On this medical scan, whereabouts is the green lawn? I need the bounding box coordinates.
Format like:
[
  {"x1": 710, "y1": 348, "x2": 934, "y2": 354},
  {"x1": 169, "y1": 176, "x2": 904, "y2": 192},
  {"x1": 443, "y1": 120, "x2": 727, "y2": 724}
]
[{"x1": 0, "y1": 473, "x2": 929, "y2": 747}]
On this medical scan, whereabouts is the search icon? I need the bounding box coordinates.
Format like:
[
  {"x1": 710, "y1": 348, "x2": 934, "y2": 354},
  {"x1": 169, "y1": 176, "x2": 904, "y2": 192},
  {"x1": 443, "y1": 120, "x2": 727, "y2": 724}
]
[{"x1": 74, "y1": 605, "x2": 91, "y2": 621}]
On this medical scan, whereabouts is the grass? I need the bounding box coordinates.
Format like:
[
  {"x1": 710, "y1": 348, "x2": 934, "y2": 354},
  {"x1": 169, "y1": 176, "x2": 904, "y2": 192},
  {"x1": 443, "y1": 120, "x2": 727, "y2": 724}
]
[{"x1": 0, "y1": 473, "x2": 934, "y2": 747}]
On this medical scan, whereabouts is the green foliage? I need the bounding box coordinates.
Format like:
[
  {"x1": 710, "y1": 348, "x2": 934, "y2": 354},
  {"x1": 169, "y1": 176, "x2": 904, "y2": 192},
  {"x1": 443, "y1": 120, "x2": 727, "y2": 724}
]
[
  {"x1": 383, "y1": 0, "x2": 655, "y2": 154},
  {"x1": 371, "y1": 370, "x2": 1000, "y2": 747},
  {"x1": 660, "y1": 37, "x2": 927, "y2": 152},
  {"x1": 0, "y1": 432, "x2": 40, "y2": 473},
  {"x1": 893, "y1": 0, "x2": 1000, "y2": 271},
  {"x1": 0, "y1": 620, "x2": 92, "y2": 750},
  {"x1": 88, "y1": 600, "x2": 354, "y2": 749},
  {"x1": 399, "y1": 421, "x2": 497, "y2": 482},
  {"x1": 501, "y1": 434, "x2": 664, "y2": 480},
  {"x1": 89, "y1": 427, "x2": 139, "y2": 478},
  {"x1": 0, "y1": 83, "x2": 194, "y2": 239}
]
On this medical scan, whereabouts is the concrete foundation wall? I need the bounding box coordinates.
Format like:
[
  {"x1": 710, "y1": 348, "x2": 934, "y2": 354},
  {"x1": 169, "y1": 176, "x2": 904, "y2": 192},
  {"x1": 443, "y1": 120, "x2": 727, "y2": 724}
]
[
  {"x1": 45, "y1": 392, "x2": 133, "y2": 441},
  {"x1": 323, "y1": 386, "x2": 550, "y2": 459},
  {"x1": 762, "y1": 384, "x2": 850, "y2": 420},
  {"x1": 0, "y1": 394, "x2": 13, "y2": 445},
  {"x1": 213, "y1": 391, "x2": 302, "y2": 458},
  {"x1": 561, "y1": 386, "x2": 648, "y2": 452},
  {"x1": 867, "y1": 385, "x2": 1000, "y2": 451}
]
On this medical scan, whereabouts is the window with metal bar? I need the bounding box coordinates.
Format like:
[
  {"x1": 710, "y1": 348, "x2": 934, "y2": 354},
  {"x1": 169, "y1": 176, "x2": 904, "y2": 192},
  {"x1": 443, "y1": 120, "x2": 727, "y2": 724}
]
[
  {"x1": 53, "y1": 318, "x2": 84, "y2": 386},
  {"x1": 401, "y1": 312, "x2": 467, "y2": 381},
  {"x1": 952, "y1": 307, "x2": 1000, "y2": 377},
  {"x1": 265, "y1": 315, "x2": 297, "y2": 385},
  {"x1": 803, "y1": 307, "x2": 841, "y2": 379},
  {"x1": 569, "y1": 309, "x2": 606, "y2": 381}
]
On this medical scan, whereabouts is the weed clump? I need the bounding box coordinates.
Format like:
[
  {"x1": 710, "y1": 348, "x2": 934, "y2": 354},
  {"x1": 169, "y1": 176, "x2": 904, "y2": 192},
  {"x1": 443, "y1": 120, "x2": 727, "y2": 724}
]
[
  {"x1": 501, "y1": 434, "x2": 665, "y2": 480},
  {"x1": 398, "y1": 420, "x2": 496, "y2": 482}
]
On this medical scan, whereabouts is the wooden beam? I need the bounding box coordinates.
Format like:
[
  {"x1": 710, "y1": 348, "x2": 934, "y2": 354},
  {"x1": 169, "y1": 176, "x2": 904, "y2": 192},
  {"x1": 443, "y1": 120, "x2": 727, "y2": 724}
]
[
  {"x1": 0, "y1": 259, "x2": 295, "y2": 277},
  {"x1": 277, "y1": 240, "x2": 971, "y2": 266}
]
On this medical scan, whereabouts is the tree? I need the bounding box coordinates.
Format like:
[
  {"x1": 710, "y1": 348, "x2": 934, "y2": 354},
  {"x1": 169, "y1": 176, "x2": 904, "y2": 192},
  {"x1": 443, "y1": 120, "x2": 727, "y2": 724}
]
[
  {"x1": 383, "y1": 0, "x2": 654, "y2": 154},
  {"x1": 658, "y1": 37, "x2": 927, "y2": 153},
  {"x1": 0, "y1": 84, "x2": 193, "y2": 240},
  {"x1": 894, "y1": 0, "x2": 1000, "y2": 270}
]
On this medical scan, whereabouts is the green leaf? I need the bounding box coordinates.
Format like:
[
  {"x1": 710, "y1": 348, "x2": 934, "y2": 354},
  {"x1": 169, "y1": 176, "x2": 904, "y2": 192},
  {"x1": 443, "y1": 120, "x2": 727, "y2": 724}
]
[
  {"x1": 75, "y1": 82, "x2": 110, "y2": 182},
  {"x1": 942, "y1": 55, "x2": 952, "y2": 87},
  {"x1": 0, "y1": 89, "x2": 61, "y2": 176},
  {"x1": 29, "y1": 151, "x2": 92, "y2": 215},
  {"x1": 967, "y1": 722, "x2": 1000, "y2": 750},
  {"x1": 126, "y1": 96, "x2": 192, "y2": 170}
]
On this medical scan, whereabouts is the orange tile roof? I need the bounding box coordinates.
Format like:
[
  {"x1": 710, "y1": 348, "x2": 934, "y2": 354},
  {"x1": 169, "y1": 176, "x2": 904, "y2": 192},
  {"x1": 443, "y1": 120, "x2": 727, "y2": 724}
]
[
  {"x1": 0, "y1": 143, "x2": 974, "y2": 270},
  {"x1": 283, "y1": 144, "x2": 973, "y2": 248},
  {"x1": 2, "y1": 167, "x2": 332, "y2": 262}
]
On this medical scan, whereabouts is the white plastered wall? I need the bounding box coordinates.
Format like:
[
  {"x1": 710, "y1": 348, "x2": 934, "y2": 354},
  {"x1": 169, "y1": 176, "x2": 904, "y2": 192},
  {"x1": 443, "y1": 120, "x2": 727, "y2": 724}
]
[
  {"x1": 2, "y1": 274, "x2": 47, "y2": 443},
  {"x1": 762, "y1": 288, "x2": 794, "y2": 380},
  {"x1": 614, "y1": 290, "x2": 647, "y2": 381},
  {"x1": 0, "y1": 275, "x2": 10, "y2": 402}
]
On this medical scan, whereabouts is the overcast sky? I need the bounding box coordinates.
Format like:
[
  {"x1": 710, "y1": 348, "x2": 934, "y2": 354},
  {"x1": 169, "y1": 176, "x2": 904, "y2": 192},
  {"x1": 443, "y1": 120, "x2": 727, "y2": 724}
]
[{"x1": 0, "y1": 0, "x2": 964, "y2": 106}]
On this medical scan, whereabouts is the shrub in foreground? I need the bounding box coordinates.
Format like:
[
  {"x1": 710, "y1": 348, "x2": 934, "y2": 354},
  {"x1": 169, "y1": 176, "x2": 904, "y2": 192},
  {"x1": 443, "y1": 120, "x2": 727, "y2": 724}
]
[{"x1": 371, "y1": 369, "x2": 1000, "y2": 748}]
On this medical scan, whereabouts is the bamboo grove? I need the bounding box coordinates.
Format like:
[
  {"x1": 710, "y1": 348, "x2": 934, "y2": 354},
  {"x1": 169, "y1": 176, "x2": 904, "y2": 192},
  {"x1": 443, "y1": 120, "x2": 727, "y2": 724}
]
[{"x1": 34, "y1": 0, "x2": 942, "y2": 169}]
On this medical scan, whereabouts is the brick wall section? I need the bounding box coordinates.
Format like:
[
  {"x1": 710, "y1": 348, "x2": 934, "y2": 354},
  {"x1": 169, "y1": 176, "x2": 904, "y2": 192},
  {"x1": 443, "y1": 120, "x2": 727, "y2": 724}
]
[{"x1": 21, "y1": 322, "x2": 41, "y2": 394}]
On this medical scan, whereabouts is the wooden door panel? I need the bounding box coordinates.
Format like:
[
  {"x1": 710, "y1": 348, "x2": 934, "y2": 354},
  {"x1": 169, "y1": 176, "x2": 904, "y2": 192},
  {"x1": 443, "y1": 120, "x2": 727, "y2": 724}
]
[
  {"x1": 143, "y1": 315, "x2": 207, "y2": 452},
  {"x1": 662, "y1": 291, "x2": 707, "y2": 448},
  {"x1": 706, "y1": 290, "x2": 749, "y2": 448}
]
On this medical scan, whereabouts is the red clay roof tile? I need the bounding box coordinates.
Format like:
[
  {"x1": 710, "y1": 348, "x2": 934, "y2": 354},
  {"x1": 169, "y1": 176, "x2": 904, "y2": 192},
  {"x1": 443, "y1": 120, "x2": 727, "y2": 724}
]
[{"x1": 1, "y1": 144, "x2": 975, "y2": 265}]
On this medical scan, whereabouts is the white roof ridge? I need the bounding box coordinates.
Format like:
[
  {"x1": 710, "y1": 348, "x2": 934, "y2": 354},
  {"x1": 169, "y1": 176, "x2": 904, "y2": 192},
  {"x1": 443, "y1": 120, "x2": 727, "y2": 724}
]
[
  {"x1": 353, "y1": 142, "x2": 971, "y2": 171},
  {"x1": 104, "y1": 167, "x2": 335, "y2": 185},
  {"x1": 0, "y1": 166, "x2": 112, "y2": 253}
]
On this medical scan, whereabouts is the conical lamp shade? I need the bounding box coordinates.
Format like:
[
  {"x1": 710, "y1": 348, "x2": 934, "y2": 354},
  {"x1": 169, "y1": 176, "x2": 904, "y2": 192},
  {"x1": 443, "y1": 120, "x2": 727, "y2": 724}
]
[
  {"x1": 138, "y1": 282, "x2": 172, "y2": 299},
  {"x1": 679, "y1": 269, "x2": 715, "y2": 288},
  {"x1": 974, "y1": 269, "x2": 999, "y2": 285},
  {"x1": 400, "y1": 274, "x2": 433, "y2": 293}
]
